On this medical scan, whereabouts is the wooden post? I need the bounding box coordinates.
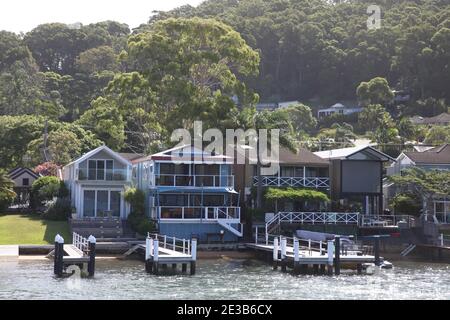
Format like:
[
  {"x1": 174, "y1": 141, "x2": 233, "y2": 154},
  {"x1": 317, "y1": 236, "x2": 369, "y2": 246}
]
[
  {"x1": 320, "y1": 264, "x2": 326, "y2": 275},
  {"x1": 293, "y1": 238, "x2": 300, "y2": 274},
  {"x1": 153, "y1": 239, "x2": 159, "y2": 275},
  {"x1": 145, "y1": 237, "x2": 153, "y2": 273},
  {"x1": 190, "y1": 238, "x2": 197, "y2": 275},
  {"x1": 327, "y1": 240, "x2": 334, "y2": 276},
  {"x1": 54, "y1": 234, "x2": 64, "y2": 277},
  {"x1": 87, "y1": 235, "x2": 96, "y2": 277},
  {"x1": 334, "y1": 236, "x2": 341, "y2": 276},
  {"x1": 313, "y1": 264, "x2": 319, "y2": 275},
  {"x1": 280, "y1": 237, "x2": 287, "y2": 272},
  {"x1": 374, "y1": 236, "x2": 381, "y2": 266},
  {"x1": 357, "y1": 264, "x2": 363, "y2": 275},
  {"x1": 272, "y1": 237, "x2": 279, "y2": 270},
  {"x1": 182, "y1": 263, "x2": 187, "y2": 273},
  {"x1": 255, "y1": 226, "x2": 258, "y2": 244}
]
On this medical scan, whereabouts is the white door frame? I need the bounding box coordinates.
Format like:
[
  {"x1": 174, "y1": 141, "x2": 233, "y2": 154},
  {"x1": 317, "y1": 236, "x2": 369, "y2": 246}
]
[{"x1": 81, "y1": 188, "x2": 124, "y2": 218}]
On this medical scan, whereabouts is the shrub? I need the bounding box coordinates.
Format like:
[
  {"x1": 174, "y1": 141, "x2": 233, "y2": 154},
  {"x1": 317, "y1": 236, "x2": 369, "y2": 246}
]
[
  {"x1": 125, "y1": 187, "x2": 154, "y2": 235},
  {"x1": 124, "y1": 188, "x2": 145, "y2": 215},
  {"x1": 30, "y1": 176, "x2": 65, "y2": 209},
  {"x1": 41, "y1": 198, "x2": 71, "y2": 221},
  {"x1": 390, "y1": 193, "x2": 422, "y2": 216}
]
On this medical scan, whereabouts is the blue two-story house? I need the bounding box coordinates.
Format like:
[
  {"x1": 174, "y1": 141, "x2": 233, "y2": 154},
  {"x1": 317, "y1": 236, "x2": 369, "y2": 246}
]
[{"x1": 132, "y1": 145, "x2": 242, "y2": 242}]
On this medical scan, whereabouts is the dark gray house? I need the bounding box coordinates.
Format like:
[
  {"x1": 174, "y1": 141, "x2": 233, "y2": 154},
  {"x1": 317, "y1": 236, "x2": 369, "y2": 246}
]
[{"x1": 315, "y1": 146, "x2": 395, "y2": 215}]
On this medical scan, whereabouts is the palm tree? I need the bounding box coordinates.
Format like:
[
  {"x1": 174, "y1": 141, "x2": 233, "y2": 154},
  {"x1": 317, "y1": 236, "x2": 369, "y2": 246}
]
[{"x1": 237, "y1": 107, "x2": 297, "y2": 209}]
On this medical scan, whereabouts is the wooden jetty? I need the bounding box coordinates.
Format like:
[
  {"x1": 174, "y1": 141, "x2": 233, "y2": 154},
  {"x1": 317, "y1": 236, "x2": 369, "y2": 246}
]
[
  {"x1": 52, "y1": 232, "x2": 96, "y2": 277},
  {"x1": 124, "y1": 233, "x2": 198, "y2": 275},
  {"x1": 247, "y1": 233, "x2": 383, "y2": 275}
]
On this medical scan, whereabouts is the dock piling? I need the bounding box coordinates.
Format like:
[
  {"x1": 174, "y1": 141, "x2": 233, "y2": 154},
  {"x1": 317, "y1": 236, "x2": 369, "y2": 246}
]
[
  {"x1": 334, "y1": 236, "x2": 341, "y2": 276},
  {"x1": 190, "y1": 238, "x2": 197, "y2": 275},
  {"x1": 87, "y1": 235, "x2": 96, "y2": 277},
  {"x1": 280, "y1": 237, "x2": 287, "y2": 272},
  {"x1": 153, "y1": 239, "x2": 159, "y2": 275},
  {"x1": 327, "y1": 240, "x2": 334, "y2": 276},
  {"x1": 374, "y1": 236, "x2": 381, "y2": 266},
  {"x1": 54, "y1": 234, "x2": 64, "y2": 277},
  {"x1": 293, "y1": 238, "x2": 300, "y2": 274},
  {"x1": 272, "y1": 237, "x2": 279, "y2": 270}
]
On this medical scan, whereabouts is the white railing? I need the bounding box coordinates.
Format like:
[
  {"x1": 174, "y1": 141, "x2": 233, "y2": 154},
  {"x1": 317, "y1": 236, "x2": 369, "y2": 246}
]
[
  {"x1": 157, "y1": 206, "x2": 240, "y2": 221},
  {"x1": 147, "y1": 233, "x2": 192, "y2": 255},
  {"x1": 253, "y1": 176, "x2": 330, "y2": 188},
  {"x1": 156, "y1": 174, "x2": 234, "y2": 187},
  {"x1": 72, "y1": 232, "x2": 89, "y2": 253},
  {"x1": 265, "y1": 212, "x2": 360, "y2": 236},
  {"x1": 359, "y1": 215, "x2": 415, "y2": 228}
]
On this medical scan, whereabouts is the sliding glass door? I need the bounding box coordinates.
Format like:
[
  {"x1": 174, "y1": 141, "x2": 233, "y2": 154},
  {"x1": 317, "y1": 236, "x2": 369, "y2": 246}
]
[{"x1": 82, "y1": 189, "x2": 122, "y2": 218}]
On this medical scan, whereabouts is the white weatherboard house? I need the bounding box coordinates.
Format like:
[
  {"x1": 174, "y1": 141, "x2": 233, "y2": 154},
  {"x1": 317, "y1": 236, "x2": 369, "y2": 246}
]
[{"x1": 63, "y1": 145, "x2": 132, "y2": 219}]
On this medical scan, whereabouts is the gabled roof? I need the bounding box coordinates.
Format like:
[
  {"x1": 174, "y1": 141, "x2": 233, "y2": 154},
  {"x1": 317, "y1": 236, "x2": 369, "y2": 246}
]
[
  {"x1": 63, "y1": 145, "x2": 132, "y2": 168},
  {"x1": 232, "y1": 145, "x2": 329, "y2": 166},
  {"x1": 119, "y1": 153, "x2": 144, "y2": 162},
  {"x1": 314, "y1": 145, "x2": 395, "y2": 162},
  {"x1": 133, "y1": 144, "x2": 233, "y2": 164},
  {"x1": 8, "y1": 167, "x2": 40, "y2": 180},
  {"x1": 404, "y1": 144, "x2": 450, "y2": 165}
]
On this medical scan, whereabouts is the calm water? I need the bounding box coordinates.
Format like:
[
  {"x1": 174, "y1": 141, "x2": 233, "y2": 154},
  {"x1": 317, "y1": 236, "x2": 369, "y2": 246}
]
[{"x1": 0, "y1": 258, "x2": 449, "y2": 300}]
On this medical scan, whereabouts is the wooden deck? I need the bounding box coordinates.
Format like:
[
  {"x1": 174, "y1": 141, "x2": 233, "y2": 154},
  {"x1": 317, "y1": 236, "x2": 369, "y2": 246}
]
[{"x1": 246, "y1": 243, "x2": 376, "y2": 265}]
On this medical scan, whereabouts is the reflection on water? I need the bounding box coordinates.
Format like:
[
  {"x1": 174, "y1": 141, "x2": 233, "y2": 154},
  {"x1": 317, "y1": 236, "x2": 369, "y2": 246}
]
[{"x1": 0, "y1": 258, "x2": 449, "y2": 300}]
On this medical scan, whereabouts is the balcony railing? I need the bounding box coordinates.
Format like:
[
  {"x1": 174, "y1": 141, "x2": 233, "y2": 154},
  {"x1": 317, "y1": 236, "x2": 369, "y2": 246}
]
[
  {"x1": 156, "y1": 174, "x2": 234, "y2": 187},
  {"x1": 253, "y1": 176, "x2": 330, "y2": 188},
  {"x1": 77, "y1": 168, "x2": 129, "y2": 181},
  {"x1": 157, "y1": 206, "x2": 240, "y2": 221}
]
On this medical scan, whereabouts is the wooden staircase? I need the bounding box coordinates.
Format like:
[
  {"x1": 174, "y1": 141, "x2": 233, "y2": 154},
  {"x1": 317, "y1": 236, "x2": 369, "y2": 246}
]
[{"x1": 70, "y1": 218, "x2": 124, "y2": 239}]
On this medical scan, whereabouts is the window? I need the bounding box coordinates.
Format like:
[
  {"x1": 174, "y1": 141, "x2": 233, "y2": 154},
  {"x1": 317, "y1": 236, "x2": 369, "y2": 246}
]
[
  {"x1": 22, "y1": 178, "x2": 29, "y2": 186},
  {"x1": 88, "y1": 160, "x2": 115, "y2": 180},
  {"x1": 83, "y1": 189, "x2": 122, "y2": 218}
]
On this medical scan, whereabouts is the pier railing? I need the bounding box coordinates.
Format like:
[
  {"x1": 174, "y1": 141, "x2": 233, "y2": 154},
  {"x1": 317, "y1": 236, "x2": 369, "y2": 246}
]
[
  {"x1": 359, "y1": 215, "x2": 416, "y2": 228},
  {"x1": 254, "y1": 232, "x2": 372, "y2": 257},
  {"x1": 147, "y1": 233, "x2": 192, "y2": 255},
  {"x1": 72, "y1": 232, "x2": 89, "y2": 253},
  {"x1": 265, "y1": 212, "x2": 360, "y2": 235},
  {"x1": 253, "y1": 176, "x2": 330, "y2": 188}
]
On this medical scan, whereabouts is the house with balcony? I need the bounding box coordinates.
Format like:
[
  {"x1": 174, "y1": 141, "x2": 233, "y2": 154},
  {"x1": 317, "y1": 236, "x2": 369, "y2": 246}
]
[
  {"x1": 62, "y1": 145, "x2": 132, "y2": 220},
  {"x1": 315, "y1": 145, "x2": 395, "y2": 215},
  {"x1": 234, "y1": 147, "x2": 330, "y2": 212},
  {"x1": 132, "y1": 145, "x2": 242, "y2": 242}
]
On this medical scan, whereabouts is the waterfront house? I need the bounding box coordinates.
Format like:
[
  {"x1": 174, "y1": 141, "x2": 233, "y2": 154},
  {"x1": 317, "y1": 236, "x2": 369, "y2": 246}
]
[
  {"x1": 385, "y1": 144, "x2": 450, "y2": 223},
  {"x1": 317, "y1": 103, "x2": 362, "y2": 119},
  {"x1": 7, "y1": 167, "x2": 40, "y2": 204},
  {"x1": 409, "y1": 113, "x2": 450, "y2": 126},
  {"x1": 62, "y1": 145, "x2": 132, "y2": 220},
  {"x1": 132, "y1": 145, "x2": 242, "y2": 242},
  {"x1": 387, "y1": 144, "x2": 450, "y2": 176},
  {"x1": 234, "y1": 147, "x2": 330, "y2": 212},
  {"x1": 315, "y1": 146, "x2": 395, "y2": 215}
]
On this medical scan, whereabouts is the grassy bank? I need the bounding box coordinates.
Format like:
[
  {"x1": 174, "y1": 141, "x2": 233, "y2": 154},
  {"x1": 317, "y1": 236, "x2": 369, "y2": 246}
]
[{"x1": 0, "y1": 214, "x2": 71, "y2": 245}]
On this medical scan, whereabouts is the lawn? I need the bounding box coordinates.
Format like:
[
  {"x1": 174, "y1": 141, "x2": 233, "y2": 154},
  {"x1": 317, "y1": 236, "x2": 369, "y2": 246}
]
[{"x1": 0, "y1": 214, "x2": 71, "y2": 245}]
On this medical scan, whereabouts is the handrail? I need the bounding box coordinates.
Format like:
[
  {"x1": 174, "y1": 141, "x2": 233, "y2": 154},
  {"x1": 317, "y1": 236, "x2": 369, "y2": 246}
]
[
  {"x1": 155, "y1": 174, "x2": 234, "y2": 187},
  {"x1": 157, "y1": 206, "x2": 241, "y2": 221},
  {"x1": 72, "y1": 232, "x2": 89, "y2": 253},
  {"x1": 147, "y1": 233, "x2": 192, "y2": 255},
  {"x1": 253, "y1": 176, "x2": 330, "y2": 188}
]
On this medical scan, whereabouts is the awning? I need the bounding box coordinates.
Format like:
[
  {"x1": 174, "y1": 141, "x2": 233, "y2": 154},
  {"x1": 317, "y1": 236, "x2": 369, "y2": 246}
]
[{"x1": 151, "y1": 187, "x2": 238, "y2": 194}]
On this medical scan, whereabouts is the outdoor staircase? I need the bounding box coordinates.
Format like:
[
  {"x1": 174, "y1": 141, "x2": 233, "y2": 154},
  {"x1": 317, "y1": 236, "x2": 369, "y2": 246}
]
[
  {"x1": 70, "y1": 218, "x2": 125, "y2": 239},
  {"x1": 217, "y1": 220, "x2": 243, "y2": 237},
  {"x1": 400, "y1": 244, "x2": 417, "y2": 257}
]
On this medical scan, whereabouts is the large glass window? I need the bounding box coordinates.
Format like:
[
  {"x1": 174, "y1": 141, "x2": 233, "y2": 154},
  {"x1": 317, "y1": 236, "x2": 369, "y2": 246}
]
[
  {"x1": 83, "y1": 189, "x2": 122, "y2": 218},
  {"x1": 87, "y1": 160, "x2": 115, "y2": 181},
  {"x1": 110, "y1": 191, "x2": 121, "y2": 217},
  {"x1": 83, "y1": 190, "x2": 96, "y2": 217}
]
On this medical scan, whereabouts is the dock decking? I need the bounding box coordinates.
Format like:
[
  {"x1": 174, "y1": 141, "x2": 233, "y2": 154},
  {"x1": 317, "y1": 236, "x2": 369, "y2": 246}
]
[{"x1": 247, "y1": 234, "x2": 381, "y2": 275}]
